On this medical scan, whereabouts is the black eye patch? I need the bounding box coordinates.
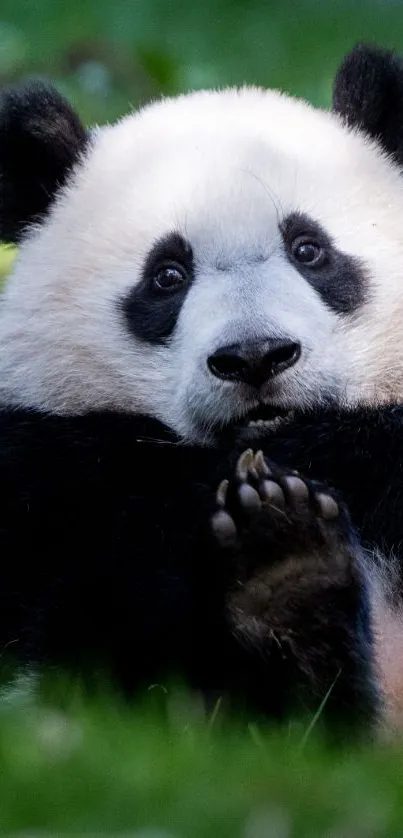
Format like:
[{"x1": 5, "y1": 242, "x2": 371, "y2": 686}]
[
  {"x1": 122, "y1": 232, "x2": 194, "y2": 344},
  {"x1": 280, "y1": 212, "x2": 368, "y2": 315}
]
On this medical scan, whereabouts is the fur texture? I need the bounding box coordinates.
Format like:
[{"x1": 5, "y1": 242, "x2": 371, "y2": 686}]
[
  {"x1": 333, "y1": 43, "x2": 403, "y2": 166},
  {"x1": 1, "y1": 78, "x2": 403, "y2": 434},
  {"x1": 0, "y1": 44, "x2": 403, "y2": 731},
  {"x1": 0, "y1": 407, "x2": 379, "y2": 730},
  {"x1": 0, "y1": 80, "x2": 88, "y2": 243}
]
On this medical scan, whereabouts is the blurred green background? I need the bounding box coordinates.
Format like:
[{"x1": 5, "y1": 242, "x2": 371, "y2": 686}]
[
  {"x1": 1, "y1": 0, "x2": 403, "y2": 281},
  {"x1": 1, "y1": 0, "x2": 403, "y2": 126}
]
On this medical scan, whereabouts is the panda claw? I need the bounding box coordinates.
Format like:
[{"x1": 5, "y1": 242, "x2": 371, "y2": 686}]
[
  {"x1": 316, "y1": 492, "x2": 339, "y2": 520},
  {"x1": 254, "y1": 450, "x2": 271, "y2": 477},
  {"x1": 216, "y1": 479, "x2": 229, "y2": 508},
  {"x1": 236, "y1": 449, "x2": 254, "y2": 481}
]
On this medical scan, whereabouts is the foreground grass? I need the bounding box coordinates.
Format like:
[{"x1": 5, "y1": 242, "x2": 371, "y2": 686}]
[{"x1": 0, "y1": 678, "x2": 401, "y2": 836}]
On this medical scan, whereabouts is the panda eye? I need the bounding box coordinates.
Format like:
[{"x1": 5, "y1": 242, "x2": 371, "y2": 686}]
[
  {"x1": 153, "y1": 263, "x2": 188, "y2": 292},
  {"x1": 291, "y1": 237, "x2": 324, "y2": 267}
]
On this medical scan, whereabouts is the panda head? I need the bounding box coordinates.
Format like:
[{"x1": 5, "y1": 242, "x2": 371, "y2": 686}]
[{"x1": 1, "y1": 44, "x2": 403, "y2": 444}]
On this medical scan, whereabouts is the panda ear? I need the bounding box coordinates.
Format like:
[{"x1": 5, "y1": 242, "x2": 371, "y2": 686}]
[
  {"x1": 332, "y1": 43, "x2": 403, "y2": 166},
  {"x1": 0, "y1": 80, "x2": 88, "y2": 243}
]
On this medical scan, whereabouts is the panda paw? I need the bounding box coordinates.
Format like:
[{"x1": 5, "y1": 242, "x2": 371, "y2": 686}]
[
  {"x1": 209, "y1": 450, "x2": 378, "y2": 729},
  {"x1": 211, "y1": 448, "x2": 343, "y2": 556}
]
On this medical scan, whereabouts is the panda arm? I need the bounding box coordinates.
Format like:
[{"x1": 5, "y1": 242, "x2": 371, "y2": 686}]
[
  {"x1": 0, "y1": 408, "x2": 225, "y2": 671},
  {"x1": 0, "y1": 407, "x2": 378, "y2": 730},
  {"x1": 233, "y1": 405, "x2": 403, "y2": 730},
  {"x1": 206, "y1": 445, "x2": 379, "y2": 732}
]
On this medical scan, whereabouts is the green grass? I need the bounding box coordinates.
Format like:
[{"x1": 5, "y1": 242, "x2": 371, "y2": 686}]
[{"x1": 0, "y1": 678, "x2": 402, "y2": 836}]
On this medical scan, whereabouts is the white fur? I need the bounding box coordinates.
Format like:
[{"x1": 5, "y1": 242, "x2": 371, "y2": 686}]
[{"x1": 1, "y1": 86, "x2": 403, "y2": 441}]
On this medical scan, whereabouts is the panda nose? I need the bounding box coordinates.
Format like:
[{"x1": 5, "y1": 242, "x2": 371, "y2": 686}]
[{"x1": 207, "y1": 338, "x2": 301, "y2": 387}]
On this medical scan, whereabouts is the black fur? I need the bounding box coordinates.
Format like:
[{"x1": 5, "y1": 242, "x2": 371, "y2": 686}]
[
  {"x1": 123, "y1": 232, "x2": 194, "y2": 344},
  {"x1": 0, "y1": 81, "x2": 88, "y2": 243},
  {"x1": 281, "y1": 212, "x2": 368, "y2": 315},
  {"x1": 332, "y1": 43, "x2": 403, "y2": 166},
  {"x1": 124, "y1": 213, "x2": 367, "y2": 344},
  {"x1": 0, "y1": 405, "x2": 387, "y2": 731}
]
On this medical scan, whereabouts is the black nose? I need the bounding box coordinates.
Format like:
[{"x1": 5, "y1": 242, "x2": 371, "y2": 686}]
[{"x1": 207, "y1": 338, "x2": 301, "y2": 387}]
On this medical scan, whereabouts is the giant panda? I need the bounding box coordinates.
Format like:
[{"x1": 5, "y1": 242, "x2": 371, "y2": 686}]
[{"x1": 0, "y1": 43, "x2": 403, "y2": 735}]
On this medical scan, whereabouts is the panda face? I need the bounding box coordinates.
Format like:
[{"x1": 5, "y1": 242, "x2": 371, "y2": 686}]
[
  {"x1": 2, "y1": 84, "x2": 403, "y2": 442},
  {"x1": 122, "y1": 211, "x2": 366, "y2": 443}
]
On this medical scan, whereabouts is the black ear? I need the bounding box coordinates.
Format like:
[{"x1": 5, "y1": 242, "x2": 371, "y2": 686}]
[
  {"x1": 0, "y1": 80, "x2": 88, "y2": 243},
  {"x1": 332, "y1": 43, "x2": 403, "y2": 166}
]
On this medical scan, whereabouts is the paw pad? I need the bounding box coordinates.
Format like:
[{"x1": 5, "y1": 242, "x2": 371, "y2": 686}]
[
  {"x1": 211, "y1": 449, "x2": 340, "y2": 547},
  {"x1": 315, "y1": 492, "x2": 339, "y2": 521}
]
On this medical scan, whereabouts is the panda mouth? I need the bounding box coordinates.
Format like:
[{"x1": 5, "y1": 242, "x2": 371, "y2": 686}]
[
  {"x1": 220, "y1": 404, "x2": 293, "y2": 436},
  {"x1": 242, "y1": 404, "x2": 292, "y2": 427}
]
